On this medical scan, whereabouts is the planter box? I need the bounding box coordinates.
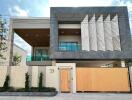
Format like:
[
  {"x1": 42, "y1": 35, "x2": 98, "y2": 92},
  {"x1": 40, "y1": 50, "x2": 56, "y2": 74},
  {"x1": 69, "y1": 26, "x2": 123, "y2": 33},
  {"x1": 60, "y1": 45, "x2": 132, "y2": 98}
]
[{"x1": 0, "y1": 91, "x2": 58, "y2": 96}]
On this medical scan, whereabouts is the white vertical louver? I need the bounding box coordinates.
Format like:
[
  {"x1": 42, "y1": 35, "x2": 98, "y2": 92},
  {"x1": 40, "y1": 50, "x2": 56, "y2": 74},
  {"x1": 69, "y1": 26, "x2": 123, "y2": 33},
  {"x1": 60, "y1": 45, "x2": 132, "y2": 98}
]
[
  {"x1": 81, "y1": 14, "x2": 121, "y2": 51},
  {"x1": 104, "y1": 14, "x2": 113, "y2": 51},
  {"x1": 81, "y1": 15, "x2": 90, "y2": 51},
  {"x1": 111, "y1": 14, "x2": 121, "y2": 51},
  {"x1": 96, "y1": 15, "x2": 105, "y2": 51},
  {"x1": 89, "y1": 14, "x2": 97, "y2": 51}
]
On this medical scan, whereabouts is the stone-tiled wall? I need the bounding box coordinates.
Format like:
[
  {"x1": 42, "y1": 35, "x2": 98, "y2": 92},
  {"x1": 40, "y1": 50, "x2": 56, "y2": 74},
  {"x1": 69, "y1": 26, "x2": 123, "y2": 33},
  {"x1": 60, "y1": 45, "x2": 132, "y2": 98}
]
[{"x1": 50, "y1": 7, "x2": 132, "y2": 59}]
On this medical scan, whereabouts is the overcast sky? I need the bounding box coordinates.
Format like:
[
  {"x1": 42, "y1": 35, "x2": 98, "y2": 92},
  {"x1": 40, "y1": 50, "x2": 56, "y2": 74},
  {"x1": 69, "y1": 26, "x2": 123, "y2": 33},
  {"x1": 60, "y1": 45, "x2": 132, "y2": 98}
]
[{"x1": 0, "y1": 0, "x2": 132, "y2": 55}]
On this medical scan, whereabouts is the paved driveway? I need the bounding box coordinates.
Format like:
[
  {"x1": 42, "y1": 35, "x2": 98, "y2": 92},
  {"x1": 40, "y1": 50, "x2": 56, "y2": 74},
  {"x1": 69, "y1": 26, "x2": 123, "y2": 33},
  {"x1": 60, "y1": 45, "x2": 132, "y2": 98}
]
[{"x1": 0, "y1": 93, "x2": 132, "y2": 100}]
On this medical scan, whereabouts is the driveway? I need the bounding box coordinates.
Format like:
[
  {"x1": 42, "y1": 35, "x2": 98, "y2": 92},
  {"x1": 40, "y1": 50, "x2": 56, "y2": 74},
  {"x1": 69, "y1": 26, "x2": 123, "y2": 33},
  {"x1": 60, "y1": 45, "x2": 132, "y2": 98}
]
[{"x1": 0, "y1": 93, "x2": 132, "y2": 100}]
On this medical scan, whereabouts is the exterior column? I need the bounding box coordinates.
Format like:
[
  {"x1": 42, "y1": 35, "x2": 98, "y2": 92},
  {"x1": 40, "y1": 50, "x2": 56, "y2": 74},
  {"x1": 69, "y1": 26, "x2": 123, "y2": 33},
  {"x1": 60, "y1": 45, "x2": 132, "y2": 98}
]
[
  {"x1": 81, "y1": 15, "x2": 90, "y2": 51},
  {"x1": 96, "y1": 15, "x2": 105, "y2": 51},
  {"x1": 111, "y1": 14, "x2": 121, "y2": 51},
  {"x1": 89, "y1": 14, "x2": 97, "y2": 51},
  {"x1": 50, "y1": 15, "x2": 58, "y2": 52},
  {"x1": 104, "y1": 14, "x2": 113, "y2": 51},
  {"x1": 6, "y1": 19, "x2": 14, "y2": 75},
  {"x1": 121, "y1": 60, "x2": 126, "y2": 67}
]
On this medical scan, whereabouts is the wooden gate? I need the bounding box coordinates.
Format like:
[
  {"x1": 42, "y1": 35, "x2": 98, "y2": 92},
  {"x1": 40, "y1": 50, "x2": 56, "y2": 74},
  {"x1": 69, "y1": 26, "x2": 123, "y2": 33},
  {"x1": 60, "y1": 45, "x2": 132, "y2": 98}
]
[
  {"x1": 76, "y1": 67, "x2": 130, "y2": 92},
  {"x1": 60, "y1": 69, "x2": 71, "y2": 92}
]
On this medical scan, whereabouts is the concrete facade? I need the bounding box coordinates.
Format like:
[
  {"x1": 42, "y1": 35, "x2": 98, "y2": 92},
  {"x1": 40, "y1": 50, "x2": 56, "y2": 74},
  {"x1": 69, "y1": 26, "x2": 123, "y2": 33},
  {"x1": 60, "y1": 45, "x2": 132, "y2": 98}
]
[
  {"x1": 0, "y1": 44, "x2": 27, "y2": 66},
  {"x1": 50, "y1": 7, "x2": 132, "y2": 59},
  {"x1": 13, "y1": 44, "x2": 27, "y2": 66},
  {"x1": 0, "y1": 7, "x2": 131, "y2": 93}
]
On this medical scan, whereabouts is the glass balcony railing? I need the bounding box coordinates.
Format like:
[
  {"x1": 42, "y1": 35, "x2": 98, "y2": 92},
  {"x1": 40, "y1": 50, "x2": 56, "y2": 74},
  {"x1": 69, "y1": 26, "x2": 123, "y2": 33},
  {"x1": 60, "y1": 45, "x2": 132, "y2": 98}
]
[
  {"x1": 26, "y1": 55, "x2": 50, "y2": 61},
  {"x1": 59, "y1": 42, "x2": 81, "y2": 51}
]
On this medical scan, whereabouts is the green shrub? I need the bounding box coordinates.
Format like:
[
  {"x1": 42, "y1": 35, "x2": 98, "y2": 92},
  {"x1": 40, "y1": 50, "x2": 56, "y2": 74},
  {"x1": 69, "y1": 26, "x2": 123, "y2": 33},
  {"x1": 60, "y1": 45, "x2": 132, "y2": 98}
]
[
  {"x1": 25, "y1": 73, "x2": 29, "y2": 92},
  {"x1": 0, "y1": 87, "x2": 5, "y2": 92},
  {"x1": 3, "y1": 75, "x2": 10, "y2": 90},
  {"x1": 30, "y1": 87, "x2": 56, "y2": 92},
  {"x1": 8, "y1": 87, "x2": 25, "y2": 92},
  {"x1": 30, "y1": 87, "x2": 38, "y2": 92},
  {"x1": 39, "y1": 72, "x2": 43, "y2": 91},
  {"x1": 39, "y1": 87, "x2": 56, "y2": 92}
]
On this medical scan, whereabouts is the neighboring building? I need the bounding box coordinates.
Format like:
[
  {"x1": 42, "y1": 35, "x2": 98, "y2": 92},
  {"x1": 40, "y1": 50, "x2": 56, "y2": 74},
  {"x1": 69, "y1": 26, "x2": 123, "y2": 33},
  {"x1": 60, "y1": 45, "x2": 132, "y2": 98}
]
[
  {"x1": 13, "y1": 44, "x2": 27, "y2": 66},
  {"x1": 6, "y1": 7, "x2": 132, "y2": 93},
  {"x1": 0, "y1": 44, "x2": 27, "y2": 66}
]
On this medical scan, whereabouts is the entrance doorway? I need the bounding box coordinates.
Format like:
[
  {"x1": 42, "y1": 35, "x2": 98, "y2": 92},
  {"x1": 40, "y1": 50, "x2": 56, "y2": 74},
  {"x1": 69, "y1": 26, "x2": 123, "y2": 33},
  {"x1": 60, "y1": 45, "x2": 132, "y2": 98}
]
[{"x1": 60, "y1": 68, "x2": 71, "y2": 93}]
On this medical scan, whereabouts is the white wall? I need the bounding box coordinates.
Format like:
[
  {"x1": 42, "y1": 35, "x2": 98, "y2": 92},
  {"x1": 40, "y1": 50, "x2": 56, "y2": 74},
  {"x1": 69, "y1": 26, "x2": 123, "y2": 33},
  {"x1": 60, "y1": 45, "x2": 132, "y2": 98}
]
[
  {"x1": 0, "y1": 64, "x2": 76, "y2": 92},
  {"x1": 31, "y1": 66, "x2": 39, "y2": 87},
  {"x1": 45, "y1": 66, "x2": 59, "y2": 90},
  {"x1": 0, "y1": 66, "x2": 28, "y2": 88},
  {"x1": 10, "y1": 66, "x2": 28, "y2": 88},
  {"x1": 0, "y1": 66, "x2": 7, "y2": 87},
  {"x1": 13, "y1": 44, "x2": 27, "y2": 66},
  {"x1": 45, "y1": 63, "x2": 76, "y2": 93}
]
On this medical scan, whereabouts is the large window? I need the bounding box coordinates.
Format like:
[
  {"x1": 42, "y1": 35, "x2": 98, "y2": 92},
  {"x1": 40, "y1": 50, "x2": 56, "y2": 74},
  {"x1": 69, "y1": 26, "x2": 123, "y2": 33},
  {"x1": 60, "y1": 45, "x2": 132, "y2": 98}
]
[
  {"x1": 26, "y1": 49, "x2": 49, "y2": 61},
  {"x1": 59, "y1": 42, "x2": 81, "y2": 51},
  {"x1": 34, "y1": 49, "x2": 49, "y2": 61}
]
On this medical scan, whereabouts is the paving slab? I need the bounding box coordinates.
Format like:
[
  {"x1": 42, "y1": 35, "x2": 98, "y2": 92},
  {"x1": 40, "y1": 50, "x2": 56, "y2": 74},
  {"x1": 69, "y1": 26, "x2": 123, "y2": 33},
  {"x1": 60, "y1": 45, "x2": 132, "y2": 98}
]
[{"x1": 0, "y1": 93, "x2": 132, "y2": 100}]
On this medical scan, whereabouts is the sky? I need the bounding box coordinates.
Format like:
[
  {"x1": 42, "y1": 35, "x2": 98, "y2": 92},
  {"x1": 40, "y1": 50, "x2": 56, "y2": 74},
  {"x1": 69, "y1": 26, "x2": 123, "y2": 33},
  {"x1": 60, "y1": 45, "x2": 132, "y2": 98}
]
[{"x1": 0, "y1": 0, "x2": 132, "y2": 55}]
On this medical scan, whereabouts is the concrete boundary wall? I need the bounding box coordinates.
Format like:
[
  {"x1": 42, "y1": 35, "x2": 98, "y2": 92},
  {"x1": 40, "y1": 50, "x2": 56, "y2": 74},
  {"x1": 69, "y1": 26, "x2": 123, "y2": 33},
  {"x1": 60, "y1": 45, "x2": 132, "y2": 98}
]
[
  {"x1": 10, "y1": 66, "x2": 28, "y2": 88},
  {"x1": 0, "y1": 66, "x2": 47, "y2": 88},
  {"x1": 45, "y1": 63, "x2": 76, "y2": 93},
  {"x1": 0, "y1": 66, "x2": 28, "y2": 88},
  {"x1": 0, "y1": 66, "x2": 7, "y2": 87}
]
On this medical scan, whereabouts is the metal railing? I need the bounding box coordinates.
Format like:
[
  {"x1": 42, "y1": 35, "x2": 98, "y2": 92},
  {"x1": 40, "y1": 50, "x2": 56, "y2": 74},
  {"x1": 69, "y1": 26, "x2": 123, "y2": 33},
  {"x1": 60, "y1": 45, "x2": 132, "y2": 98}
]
[
  {"x1": 26, "y1": 55, "x2": 50, "y2": 61},
  {"x1": 59, "y1": 43, "x2": 81, "y2": 51}
]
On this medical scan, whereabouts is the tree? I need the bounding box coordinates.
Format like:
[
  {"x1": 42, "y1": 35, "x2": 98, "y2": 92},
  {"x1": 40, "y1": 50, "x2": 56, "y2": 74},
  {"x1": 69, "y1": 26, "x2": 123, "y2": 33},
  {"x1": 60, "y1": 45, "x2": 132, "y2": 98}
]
[
  {"x1": 0, "y1": 15, "x2": 8, "y2": 59},
  {"x1": 3, "y1": 75, "x2": 10, "y2": 90},
  {"x1": 39, "y1": 72, "x2": 43, "y2": 91},
  {"x1": 25, "y1": 73, "x2": 29, "y2": 91},
  {"x1": 12, "y1": 53, "x2": 22, "y2": 66}
]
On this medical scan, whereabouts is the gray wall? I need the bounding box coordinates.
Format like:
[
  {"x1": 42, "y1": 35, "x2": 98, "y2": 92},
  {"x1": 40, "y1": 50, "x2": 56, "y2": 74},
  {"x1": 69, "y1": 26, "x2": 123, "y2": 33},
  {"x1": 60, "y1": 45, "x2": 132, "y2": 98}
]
[{"x1": 50, "y1": 7, "x2": 132, "y2": 59}]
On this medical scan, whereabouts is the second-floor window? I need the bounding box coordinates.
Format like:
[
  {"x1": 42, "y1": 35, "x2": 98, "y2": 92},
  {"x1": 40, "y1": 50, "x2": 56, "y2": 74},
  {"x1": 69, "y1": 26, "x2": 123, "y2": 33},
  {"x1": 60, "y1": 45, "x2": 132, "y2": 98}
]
[{"x1": 59, "y1": 42, "x2": 81, "y2": 51}]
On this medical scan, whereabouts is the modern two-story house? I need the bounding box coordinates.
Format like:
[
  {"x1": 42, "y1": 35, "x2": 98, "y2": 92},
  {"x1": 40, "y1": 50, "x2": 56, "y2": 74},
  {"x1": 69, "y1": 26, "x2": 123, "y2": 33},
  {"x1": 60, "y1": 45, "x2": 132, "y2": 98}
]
[{"x1": 6, "y1": 7, "x2": 132, "y2": 93}]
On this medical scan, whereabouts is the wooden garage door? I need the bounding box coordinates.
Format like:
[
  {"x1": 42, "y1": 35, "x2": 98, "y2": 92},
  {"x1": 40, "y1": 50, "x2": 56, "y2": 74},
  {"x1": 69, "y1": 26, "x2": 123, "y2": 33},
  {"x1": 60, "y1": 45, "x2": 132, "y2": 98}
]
[{"x1": 76, "y1": 68, "x2": 130, "y2": 92}]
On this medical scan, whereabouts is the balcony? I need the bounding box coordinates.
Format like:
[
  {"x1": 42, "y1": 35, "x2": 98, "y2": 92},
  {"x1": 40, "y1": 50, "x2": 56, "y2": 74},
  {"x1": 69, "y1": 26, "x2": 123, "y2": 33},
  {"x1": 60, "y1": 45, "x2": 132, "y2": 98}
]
[
  {"x1": 26, "y1": 55, "x2": 50, "y2": 61},
  {"x1": 59, "y1": 42, "x2": 81, "y2": 52},
  {"x1": 26, "y1": 55, "x2": 52, "y2": 66}
]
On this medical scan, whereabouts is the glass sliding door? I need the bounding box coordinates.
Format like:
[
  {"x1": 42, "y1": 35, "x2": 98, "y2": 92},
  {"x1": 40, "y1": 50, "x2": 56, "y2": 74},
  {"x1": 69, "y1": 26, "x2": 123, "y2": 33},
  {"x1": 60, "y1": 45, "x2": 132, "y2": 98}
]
[
  {"x1": 34, "y1": 48, "x2": 49, "y2": 61},
  {"x1": 59, "y1": 42, "x2": 81, "y2": 51}
]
